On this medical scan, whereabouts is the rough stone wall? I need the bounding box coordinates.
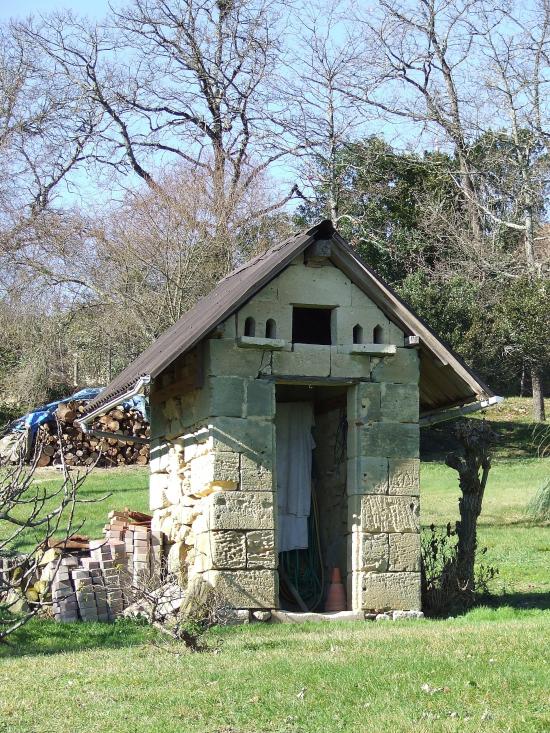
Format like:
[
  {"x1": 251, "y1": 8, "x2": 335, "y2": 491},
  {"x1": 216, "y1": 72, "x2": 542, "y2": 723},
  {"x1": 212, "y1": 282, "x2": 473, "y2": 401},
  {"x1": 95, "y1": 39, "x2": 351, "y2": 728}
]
[
  {"x1": 149, "y1": 346, "x2": 278, "y2": 610},
  {"x1": 346, "y1": 350, "x2": 421, "y2": 612},
  {"x1": 149, "y1": 256, "x2": 420, "y2": 613}
]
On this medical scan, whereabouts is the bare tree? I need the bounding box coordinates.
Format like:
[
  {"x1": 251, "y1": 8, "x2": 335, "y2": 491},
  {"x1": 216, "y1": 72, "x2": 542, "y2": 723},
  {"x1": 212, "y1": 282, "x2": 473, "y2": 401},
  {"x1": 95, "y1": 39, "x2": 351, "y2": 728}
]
[
  {"x1": 352, "y1": 0, "x2": 490, "y2": 245},
  {"x1": 0, "y1": 23, "x2": 97, "y2": 227},
  {"x1": 473, "y1": 0, "x2": 550, "y2": 419},
  {"x1": 0, "y1": 167, "x2": 293, "y2": 407},
  {"x1": 19, "y1": 1, "x2": 301, "y2": 261},
  {"x1": 0, "y1": 442, "x2": 92, "y2": 640},
  {"x1": 284, "y1": 0, "x2": 367, "y2": 222}
]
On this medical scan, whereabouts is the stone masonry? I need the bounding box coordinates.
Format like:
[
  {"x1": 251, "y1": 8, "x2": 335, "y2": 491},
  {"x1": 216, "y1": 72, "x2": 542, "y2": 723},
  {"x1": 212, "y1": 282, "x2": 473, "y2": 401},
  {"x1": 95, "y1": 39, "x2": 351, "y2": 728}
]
[{"x1": 148, "y1": 255, "x2": 422, "y2": 614}]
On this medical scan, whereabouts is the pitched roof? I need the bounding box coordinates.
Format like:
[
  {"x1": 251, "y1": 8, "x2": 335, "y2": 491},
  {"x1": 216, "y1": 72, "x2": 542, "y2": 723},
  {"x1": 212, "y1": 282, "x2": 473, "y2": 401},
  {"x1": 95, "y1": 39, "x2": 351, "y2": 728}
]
[{"x1": 83, "y1": 220, "x2": 493, "y2": 417}]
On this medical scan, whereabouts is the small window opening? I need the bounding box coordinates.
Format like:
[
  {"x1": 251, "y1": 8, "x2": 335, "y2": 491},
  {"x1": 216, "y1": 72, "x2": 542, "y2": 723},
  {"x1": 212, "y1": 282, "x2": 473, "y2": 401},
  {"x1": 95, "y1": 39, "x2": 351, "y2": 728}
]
[
  {"x1": 373, "y1": 325, "x2": 384, "y2": 344},
  {"x1": 265, "y1": 318, "x2": 277, "y2": 339},
  {"x1": 244, "y1": 316, "x2": 256, "y2": 337},
  {"x1": 292, "y1": 307, "x2": 332, "y2": 345},
  {"x1": 353, "y1": 324, "x2": 363, "y2": 344}
]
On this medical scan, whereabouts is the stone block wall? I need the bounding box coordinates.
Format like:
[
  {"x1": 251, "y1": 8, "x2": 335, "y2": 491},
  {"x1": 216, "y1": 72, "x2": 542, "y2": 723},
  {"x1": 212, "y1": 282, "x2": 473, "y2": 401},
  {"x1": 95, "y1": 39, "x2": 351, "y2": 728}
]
[
  {"x1": 346, "y1": 353, "x2": 421, "y2": 612},
  {"x1": 149, "y1": 363, "x2": 278, "y2": 611}
]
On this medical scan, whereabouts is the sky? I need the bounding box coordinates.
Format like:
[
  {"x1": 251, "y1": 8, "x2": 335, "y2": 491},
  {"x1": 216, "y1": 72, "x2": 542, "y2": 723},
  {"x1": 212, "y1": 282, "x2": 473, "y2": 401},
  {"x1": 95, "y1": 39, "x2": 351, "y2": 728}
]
[{"x1": 0, "y1": 0, "x2": 114, "y2": 20}]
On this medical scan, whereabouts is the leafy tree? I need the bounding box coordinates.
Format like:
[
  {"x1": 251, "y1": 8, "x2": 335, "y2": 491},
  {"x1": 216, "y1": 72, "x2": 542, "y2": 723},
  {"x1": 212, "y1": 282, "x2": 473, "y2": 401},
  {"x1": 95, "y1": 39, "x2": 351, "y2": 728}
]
[
  {"x1": 298, "y1": 137, "x2": 462, "y2": 283},
  {"x1": 491, "y1": 277, "x2": 550, "y2": 421}
]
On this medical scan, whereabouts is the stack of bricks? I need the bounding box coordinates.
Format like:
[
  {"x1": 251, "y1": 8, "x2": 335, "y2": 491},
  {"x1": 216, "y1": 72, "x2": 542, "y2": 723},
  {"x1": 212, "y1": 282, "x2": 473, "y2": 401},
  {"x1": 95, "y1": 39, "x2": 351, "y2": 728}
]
[
  {"x1": 71, "y1": 566, "x2": 102, "y2": 622},
  {"x1": 91, "y1": 537, "x2": 127, "y2": 614},
  {"x1": 125, "y1": 523, "x2": 151, "y2": 587},
  {"x1": 51, "y1": 556, "x2": 79, "y2": 622},
  {"x1": 104, "y1": 512, "x2": 128, "y2": 543},
  {"x1": 46, "y1": 508, "x2": 155, "y2": 623}
]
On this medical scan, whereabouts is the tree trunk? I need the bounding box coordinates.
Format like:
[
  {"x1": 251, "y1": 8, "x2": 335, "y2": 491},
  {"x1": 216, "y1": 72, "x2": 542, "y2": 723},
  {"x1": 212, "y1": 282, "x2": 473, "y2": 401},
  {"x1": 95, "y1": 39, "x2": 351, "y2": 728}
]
[
  {"x1": 457, "y1": 153, "x2": 483, "y2": 247},
  {"x1": 456, "y1": 491, "x2": 484, "y2": 589},
  {"x1": 445, "y1": 422, "x2": 494, "y2": 594},
  {"x1": 520, "y1": 361, "x2": 526, "y2": 397},
  {"x1": 531, "y1": 367, "x2": 546, "y2": 422}
]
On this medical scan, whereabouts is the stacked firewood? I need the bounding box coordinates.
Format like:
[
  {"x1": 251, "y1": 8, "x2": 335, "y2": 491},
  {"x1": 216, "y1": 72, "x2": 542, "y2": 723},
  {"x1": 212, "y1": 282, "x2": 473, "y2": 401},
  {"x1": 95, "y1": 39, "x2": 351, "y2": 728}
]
[{"x1": 36, "y1": 400, "x2": 150, "y2": 468}]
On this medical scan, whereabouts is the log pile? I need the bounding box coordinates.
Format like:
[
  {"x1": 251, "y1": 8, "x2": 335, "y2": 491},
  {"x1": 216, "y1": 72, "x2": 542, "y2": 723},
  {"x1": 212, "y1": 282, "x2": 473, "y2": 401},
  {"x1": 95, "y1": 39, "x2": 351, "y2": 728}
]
[{"x1": 36, "y1": 400, "x2": 150, "y2": 468}]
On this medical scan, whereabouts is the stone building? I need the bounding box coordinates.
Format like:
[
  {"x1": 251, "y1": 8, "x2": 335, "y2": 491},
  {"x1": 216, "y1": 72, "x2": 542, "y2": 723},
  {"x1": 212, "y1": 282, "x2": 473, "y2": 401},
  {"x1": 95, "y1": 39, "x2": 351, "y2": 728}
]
[{"x1": 81, "y1": 221, "x2": 496, "y2": 618}]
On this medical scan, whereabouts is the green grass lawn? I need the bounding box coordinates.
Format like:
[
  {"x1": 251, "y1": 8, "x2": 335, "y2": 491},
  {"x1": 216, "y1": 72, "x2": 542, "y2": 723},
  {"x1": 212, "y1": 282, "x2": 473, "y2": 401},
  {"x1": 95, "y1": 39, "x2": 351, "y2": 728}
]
[
  {"x1": 0, "y1": 609, "x2": 548, "y2": 733},
  {"x1": 0, "y1": 398, "x2": 548, "y2": 732},
  {"x1": 1, "y1": 466, "x2": 150, "y2": 553}
]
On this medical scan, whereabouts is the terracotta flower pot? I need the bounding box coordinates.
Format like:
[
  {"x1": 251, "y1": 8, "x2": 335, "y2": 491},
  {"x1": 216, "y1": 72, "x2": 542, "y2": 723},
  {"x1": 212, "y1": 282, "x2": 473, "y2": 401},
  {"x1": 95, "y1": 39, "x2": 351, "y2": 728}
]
[{"x1": 325, "y1": 566, "x2": 346, "y2": 612}]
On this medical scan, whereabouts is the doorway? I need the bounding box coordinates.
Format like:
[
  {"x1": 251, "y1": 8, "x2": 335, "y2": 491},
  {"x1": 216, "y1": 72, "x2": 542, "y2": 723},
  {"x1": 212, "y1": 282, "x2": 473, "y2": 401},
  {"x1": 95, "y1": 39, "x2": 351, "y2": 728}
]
[{"x1": 275, "y1": 383, "x2": 348, "y2": 612}]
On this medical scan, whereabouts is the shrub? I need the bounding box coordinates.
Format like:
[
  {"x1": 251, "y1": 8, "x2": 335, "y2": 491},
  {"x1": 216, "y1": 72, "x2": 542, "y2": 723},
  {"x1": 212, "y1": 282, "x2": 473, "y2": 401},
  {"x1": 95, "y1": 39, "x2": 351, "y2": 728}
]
[
  {"x1": 526, "y1": 478, "x2": 550, "y2": 522},
  {"x1": 421, "y1": 523, "x2": 498, "y2": 616}
]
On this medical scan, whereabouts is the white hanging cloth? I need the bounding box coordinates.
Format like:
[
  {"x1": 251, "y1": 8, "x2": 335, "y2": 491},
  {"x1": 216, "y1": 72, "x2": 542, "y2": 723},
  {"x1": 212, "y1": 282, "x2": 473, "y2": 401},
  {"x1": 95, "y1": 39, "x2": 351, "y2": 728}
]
[{"x1": 275, "y1": 401, "x2": 316, "y2": 552}]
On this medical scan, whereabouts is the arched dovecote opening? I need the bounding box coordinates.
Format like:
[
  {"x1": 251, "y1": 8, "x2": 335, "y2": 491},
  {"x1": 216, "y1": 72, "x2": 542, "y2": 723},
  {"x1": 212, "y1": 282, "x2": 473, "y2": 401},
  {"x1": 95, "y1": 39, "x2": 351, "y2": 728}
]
[
  {"x1": 265, "y1": 318, "x2": 277, "y2": 339},
  {"x1": 244, "y1": 316, "x2": 256, "y2": 337},
  {"x1": 373, "y1": 325, "x2": 384, "y2": 344},
  {"x1": 352, "y1": 324, "x2": 363, "y2": 344}
]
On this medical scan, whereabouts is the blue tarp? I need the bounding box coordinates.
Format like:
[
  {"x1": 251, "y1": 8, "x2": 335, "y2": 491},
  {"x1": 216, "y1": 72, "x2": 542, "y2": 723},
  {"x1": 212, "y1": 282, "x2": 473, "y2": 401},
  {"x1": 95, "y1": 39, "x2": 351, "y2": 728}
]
[{"x1": 9, "y1": 388, "x2": 148, "y2": 441}]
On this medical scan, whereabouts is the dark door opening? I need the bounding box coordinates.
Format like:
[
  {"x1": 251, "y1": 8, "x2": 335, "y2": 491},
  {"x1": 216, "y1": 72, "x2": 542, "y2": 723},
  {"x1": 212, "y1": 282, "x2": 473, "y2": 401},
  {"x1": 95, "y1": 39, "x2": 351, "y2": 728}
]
[{"x1": 275, "y1": 383, "x2": 348, "y2": 612}]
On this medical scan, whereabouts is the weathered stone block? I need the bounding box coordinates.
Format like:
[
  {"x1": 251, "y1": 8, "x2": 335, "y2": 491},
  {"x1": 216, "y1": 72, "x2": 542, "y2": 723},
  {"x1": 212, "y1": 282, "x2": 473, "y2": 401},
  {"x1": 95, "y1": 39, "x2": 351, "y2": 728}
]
[
  {"x1": 360, "y1": 422, "x2": 419, "y2": 458},
  {"x1": 350, "y1": 495, "x2": 420, "y2": 533},
  {"x1": 149, "y1": 473, "x2": 170, "y2": 510},
  {"x1": 219, "y1": 315, "x2": 237, "y2": 338},
  {"x1": 380, "y1": 383, "x2": 419, "y2": 423},
  {"x1": 330, "y1": 350, "x2": 371, "y2": 378},
  {"x1": 246, "y1": 530, "x2": 276, "y2": 568},
  {"x1": 149, "y1": 440, "x2": 171, "y2": 473},
  {"x1": 167, "y1": 541, "x2": 188, "y2": 574},
  {"x1": 205, "y1": 339, "x2": 265, "y2": 378},
  {"x1": 272, "y1": 346, "x2": 331, "y2": 377},
  {"x1": 246, "y1": 379, "x2": 275, "y2": 418},
  {"x1": 389, "y1": 533, "x2": 421, "y2": 572},
  {"x1": 347, "y1": 456, "x2": 388, "y2": 495},
  {"x1": 240, "y1": 454, "x2": 273, "y2": 491},
  {"x1": 371, "y1": 348, "x2": 419, "y2": 385},
  {"x1": 388, "y1": 458, "x2": 420, "y2": 496},
  {"x1": 351, "y1": 283, "x2": 379, "y2": 308},
  {"x1": 253, "y1": 281, "x2": 278, "y2": 302},
  {"x1": 173, "y1": 503, "x2": 200, "y2": 526},
  {"x1": 224, "y1": 609, "x2": 251, "y2": 625},
  {"x1": 276, "y1": 262, "x2": 352, "y2": 306},
  {"x1": 205, "y1": 569, "x2": 278, "y2": 608},
  {"x1": 334, "y1": 305, "x2": 386, "y2": 346},
  {"x1": 210, "y1": 417, "x2": 273, "y2": 459},
  {"x1": 189, "y1": 452, "x2": 239, "y2": 495},
  {"x1": 198, "y1": 531, "x2": 247, "y2": 569},
  {"x1": 361, "y1": 572, "x2": 421, "y2": 611},
  {"x1": 356, "y1": 382, "x2": 382, "y2": 421},
  {"x1": 208, "y1": 492, "x2": 275, "y2": 531},
  {"x1": 351, "y1": 532, "x2": 388, "y2": 572},
  {"x1": 150, "y1": 400, "x2": 171, "y2": 440},
  {"x1": 209, "y1": 376, "x2": 245, "y2": 417},
  {"x1": 165, "y1": 475, "x2": 185, "y2": 505}
]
